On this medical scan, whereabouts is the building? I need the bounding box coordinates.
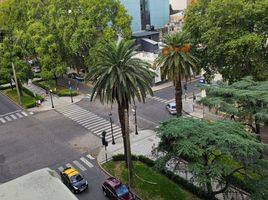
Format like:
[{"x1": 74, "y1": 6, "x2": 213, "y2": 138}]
[
  {"x1": 120, "y1": 0, "x2": 169, "y2": 32},
  {"x1": 170, "y1": 0, "x2": 187, "y2": 10},
  {"x1": 0, "y1": 168, "x2": 78, "y2": 200}
]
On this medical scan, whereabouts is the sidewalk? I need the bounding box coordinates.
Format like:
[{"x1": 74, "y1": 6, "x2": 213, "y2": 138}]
[{"x1": 23, "y1": 83, "x2": 85, "y2": 112}]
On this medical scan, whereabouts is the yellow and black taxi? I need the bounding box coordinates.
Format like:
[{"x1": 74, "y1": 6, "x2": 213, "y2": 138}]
[{"x1": 60, "y1": 167, "x2": 88, "y2": 193}]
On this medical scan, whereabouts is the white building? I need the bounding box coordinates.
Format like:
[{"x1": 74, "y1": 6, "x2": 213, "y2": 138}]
[
  {"x1": 0, "y1": 168, "x2": 78, "y2": 200},
  {"x1": 170, "y1": 0, "x2": 187, "y2": 10}
]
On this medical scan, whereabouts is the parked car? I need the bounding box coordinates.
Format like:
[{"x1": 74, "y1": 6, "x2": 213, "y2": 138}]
[
  {"x1": 102, "y1": 177, "x2": 135, "y2": 200},
  {"x1": 60, "y1": 167, "x2": 88, "y2": 193},
  {"x1": 67, "y1": 72, "x2": 78, "y2": 79},
  {"x1": 166, "y1": 102, "x2": 177, "y2": 115},
  {"x1": 31, "y1": 66, "x2": 41, "y2": 73}
]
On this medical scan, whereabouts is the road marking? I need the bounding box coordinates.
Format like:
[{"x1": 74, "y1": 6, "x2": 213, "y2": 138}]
[
  {"x1": 5, "y1": 116, "x2": 12, "y2": 121},
  {"x1": 21, "y1": 111, "x2": 28, "y2": 116},
  {"x1": 80, "y1": 157, "x2": 94, "y2": 168},
  {"x1": 58, "y1": 166, "x2": 64, "y2": 172},
  {"x1": 29, "y1": 112, "x2": 34, "y2": 115},
  {"x1": 87, "y1": 121, "x2": 110, "y2": 130},
  {"x1": 86, "y1": 154, "x2": 95, "y2": 160},
  {"x1": 16, "y1": 113, "x2": 23, "y2": 118},
  {"x1": 73, "y1": 160, "x2": 86, "y2": 171},
  {"x1": 0, "y1": 118, "x2": 6, "y2": 123},
  {"x1": 65, "y1": 163, "x2": 74, "y2": 169},
  {"x1": 10, "y1": 114, "x2": 17, "y2": 120},
  {"x1": 93, "y1": 125, "x2": 114, "y2": 133},
  {"x1": 0, "y1": 109, "x2": 21, "y2": 117}
]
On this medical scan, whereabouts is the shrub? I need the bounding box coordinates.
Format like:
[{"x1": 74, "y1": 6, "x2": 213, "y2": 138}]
[{"x1": 57, "y1": 89, "x2": 79, "y2": 97}]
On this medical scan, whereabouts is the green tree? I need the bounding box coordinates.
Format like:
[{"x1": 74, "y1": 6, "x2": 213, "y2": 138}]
[
  {"x1": 156, "y1": 32, "x2": 199, "y2": 116},
  {"x1": 156, "y1": 117, "x2": 267, "y2": 199},
  {"x1": 184, "y1": 0, "x2": 268, "y2": 83},
  {"x1": 199, "y1": 77, "x2": 268, "y2": 134},
  {"x1": 88, "y1": 40, "x2": 154, "y2": 186}
]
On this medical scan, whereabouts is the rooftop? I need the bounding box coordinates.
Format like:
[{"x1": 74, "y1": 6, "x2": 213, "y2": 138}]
[
  {"x1": 0, "y1": 168, "x2": 78, "y2": 200},
  {"x1": 132, "y1": 31, "x2": 159, "y2": 38}
]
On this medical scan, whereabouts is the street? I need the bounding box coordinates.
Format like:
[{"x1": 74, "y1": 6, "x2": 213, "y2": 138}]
[
  {"x1": 0, "y1": 79, "x2": 199, "y2": 200},
  {"x1": 0, "y1": 92, "x2": 21, "y2": 115}
]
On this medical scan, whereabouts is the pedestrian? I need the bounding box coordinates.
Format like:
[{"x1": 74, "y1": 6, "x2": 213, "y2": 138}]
[{"x1": 230, "y1": 113, "x2": 235, "y2": 121}]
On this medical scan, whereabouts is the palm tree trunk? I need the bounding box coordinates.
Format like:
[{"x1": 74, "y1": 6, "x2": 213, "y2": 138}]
[
  {"x1": 175, "y1": 74, "x2": 183, "y2": 117},
  {"x1": 118, "y1": 104, "x2": 128, "y2": 167},
  {"x1": 117, "y1": 101, "x2": 133, "y2": 186}
]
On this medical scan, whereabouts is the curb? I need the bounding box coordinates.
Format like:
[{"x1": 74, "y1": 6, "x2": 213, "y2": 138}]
[{"x1": 0, "y1": 89, "x2": 24, "y2": 110}]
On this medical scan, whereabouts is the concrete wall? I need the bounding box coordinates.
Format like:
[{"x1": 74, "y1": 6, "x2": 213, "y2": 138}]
[
  {"x1": 170, "y1": 0, "x2": 187, "y2": 10},
  {"x1": 120, "y1": 0, "x2": 141, "y2": 32},
  {"x1": 149, "y1": 0, "x2": 169, "y2": 29}
]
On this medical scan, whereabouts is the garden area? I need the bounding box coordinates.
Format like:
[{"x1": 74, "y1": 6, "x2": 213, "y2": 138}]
[
  {"x1": 2, "y1": 88, "x2": 43, "y2": 108},
  {"x1": 33, "y1": 80, "x2": 79, "y2": 97},
  {"x1": 102, "y1": 159, "x2": 200, "y2": 200}
]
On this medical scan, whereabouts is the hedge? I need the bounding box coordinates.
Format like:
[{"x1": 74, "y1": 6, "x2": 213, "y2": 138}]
[
  {"x1": 111, "y1": 154, "x2": 212, "y2": 199},
  {"x1": 57, "y1": 89, "x2": 79, "y2": 97},
  {"x1": 22, "y1": 87, "x2": 44, "y2": 102}
]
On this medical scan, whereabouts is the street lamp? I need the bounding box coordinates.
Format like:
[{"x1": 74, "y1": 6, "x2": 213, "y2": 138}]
[
  {"x1": 49, "y1": 89, "x2": 54, "y2": 108},
  {"x1": 108, "y1": 112, "x2": 115, "y2": 144},
  {"x1": 132, "y1": 105, "x2": 138, "y2": 135},
  {"x1": 192, "y1": 91, "x2": 196, "y2": 112},
  {"x1": 68, "y1": 80, "x2": 74, "y2": 103}
]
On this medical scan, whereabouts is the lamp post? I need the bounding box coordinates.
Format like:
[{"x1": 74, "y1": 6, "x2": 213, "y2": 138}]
[
  {"x1": 68, "y1": 80, "x2": 73, "y2": 103},
  {"x1": 49, "y1": 89, "x2": 54, "y2": 108},
  {"x1": 132, "y1": 105, "x2": 138, "y2": 135},
  {"x1": 108, "y1": 113, "x2": 115, "y2": 144},
  {"x1": 193, "y1": 91, "x2": 196, "y2": 112}
]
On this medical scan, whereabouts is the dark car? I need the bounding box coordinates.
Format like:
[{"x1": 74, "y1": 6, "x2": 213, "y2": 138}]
[
  {"x1": 60, "y1": 167, "x2": 88, "y2": 193},
  {"x1": 102, "y1": 177, "x2": 135, "y2": 200}
]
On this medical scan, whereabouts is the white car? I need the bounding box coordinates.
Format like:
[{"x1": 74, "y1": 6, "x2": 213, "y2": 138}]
[{"x1": 166, "y1": 103, "x2": 177, "y2": 115}]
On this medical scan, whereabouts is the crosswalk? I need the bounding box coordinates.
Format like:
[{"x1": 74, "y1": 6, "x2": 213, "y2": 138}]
[
  {"x1": 56, "y1": 104, "x2": 122, "y2": 142},
  {"x1": 86, "y1": 93, "x2": 174, "y2": 104},
  {"x1": 0, "y1": 110, "x2": 33, "y2": 125},
  {"x1": 147, "y1": 95, "x2": 174, "y2": 104},
  {"x1": 56, "y1": 154, "x2": 95, "y2": 173}
]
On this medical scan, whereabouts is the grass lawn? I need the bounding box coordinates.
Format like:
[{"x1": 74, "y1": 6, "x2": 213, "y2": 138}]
[
  {"x1": 3, "y1": 89, "x2": 37, "y2": 108},
  {"x1": 102, "y1": 161, "x2": 200, "y2": 200},
  {"x1": 35, "y1": 80, "x2": 79, "y2": 96}
]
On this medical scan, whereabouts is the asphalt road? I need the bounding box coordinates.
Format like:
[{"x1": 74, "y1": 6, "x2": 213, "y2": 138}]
[
  {"x1": 0, "y1": 110, "x2": 107, "y2": 200},
  {"x1": 0, "y1": 92, "x2": 20, "y2": 115},
  {"x1": 0, "y1": 80, "x2": 200, "y2": 200}
]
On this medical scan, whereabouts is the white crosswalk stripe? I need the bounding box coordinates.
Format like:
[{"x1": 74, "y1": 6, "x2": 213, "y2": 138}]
[
  {"x1": 73, "y1": 160, "x2": 86, "y2": 171},
  {"x1": 66, "y1": 163, "x2": 74, "y2": 168},
  {"x1": 147, "y1": 95, "x2": 171, "y2": 104},
  {"x1": 5, "y1": 116, "x2": 12, "y2": 121},
  {"x1": 10, "y1": 114, "x2": 17, "y2": 120},
  {"x1": 0, "y1": 118, "x2": 6, "y2": 123},
  {"x1": 58, "y1": 166, "x2": 64, "y2": 172},
  {"x1": 80, "y1": 157, "x2": 94, "y2": 168},
  {"x1": 56, "y1": 156, "x2": 94, "y2": 174},
  {"x1": 0, "y1": 111, "x2": 32, "y2": 125},
  {"x1": 86, "y1": 154, "x2": 95, "y2": 160},
  {"x1": 56, "y1": 104, "x2": 122, "y2": 142}
]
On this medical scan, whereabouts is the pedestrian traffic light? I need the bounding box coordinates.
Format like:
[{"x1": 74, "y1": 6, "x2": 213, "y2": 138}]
[{"x1": 101, "y1": 131, "x2": 108, "y2": 147}]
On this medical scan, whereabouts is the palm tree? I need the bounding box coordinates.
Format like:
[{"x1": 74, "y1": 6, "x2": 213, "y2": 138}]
[
  {"x1": 88, "y1": 39, "x2": 154, "y2": 186},
  {"x1": 156, "y1": 32, "x2": 198, "y2": 117}
]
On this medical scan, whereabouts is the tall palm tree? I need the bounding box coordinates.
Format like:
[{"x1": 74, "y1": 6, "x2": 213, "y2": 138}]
[
  {"x1": 156, "y1": 32, "x2": 198, "y2": 117},
  {"x1": 88, "y1": 39, "x2": 154, "y2": 186}
]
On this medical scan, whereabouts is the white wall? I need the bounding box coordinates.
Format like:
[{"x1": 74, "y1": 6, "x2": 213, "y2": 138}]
[{"x1": 170, "y1": 0, "x2": 187, "y2": 10}]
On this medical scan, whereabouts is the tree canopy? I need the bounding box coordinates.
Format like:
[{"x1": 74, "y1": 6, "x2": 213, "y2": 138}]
[
  {"x1": 0, "y1": 0, "x2": 132, "y2": 84},
  {"x1": 199, "y1": 77, "x2": 268, "y2": 133},
  {"x1": 184, "y1": 0, "x2": 268, "y2": 83},
  {"x1": 156, "y1": 117, "x2": 268, "y2": 199}
]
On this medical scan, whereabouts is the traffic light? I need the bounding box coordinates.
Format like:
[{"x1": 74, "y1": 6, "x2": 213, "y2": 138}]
[{"x1": 101, "y1": 131, "x2": 108, "y2": 147}]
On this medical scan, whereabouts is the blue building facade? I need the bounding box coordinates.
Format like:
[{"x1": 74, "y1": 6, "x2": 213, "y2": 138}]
[{"x1": 120, "y1": 0, "x2": 169, "y2": 32}]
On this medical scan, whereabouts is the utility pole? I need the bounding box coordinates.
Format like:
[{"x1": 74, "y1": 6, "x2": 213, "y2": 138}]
[{"x1": 12, "y1": 63, "x2": 21, "y2": 105}]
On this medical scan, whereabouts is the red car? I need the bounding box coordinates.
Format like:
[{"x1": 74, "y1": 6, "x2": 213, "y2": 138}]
[{"x1": 102, "y1": 177, "x2": 136, "y2": 200}]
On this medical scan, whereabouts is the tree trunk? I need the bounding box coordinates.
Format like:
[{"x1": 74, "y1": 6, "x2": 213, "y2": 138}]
[
  {"x1": 206, "y1": 181, "x2": 214, "y2": 200},
  {"x1": 175, "y1": 73, "x2": 183, "y2": 117},
  {"x1": 118, "y1": 104, "x2": 128, "y2": 167},
  {"x1": 10, "y1": 79, "x2": 14, "y2": 90},
  {"x1": 18, "y1": 80, "x2": 23, "y2": 97},
  {"x1": 54, "y1": 74, "x2": 58, "y2": 86},
  {"x1": 124, "y1": 108, "x2": 133, "y2": 186}
]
